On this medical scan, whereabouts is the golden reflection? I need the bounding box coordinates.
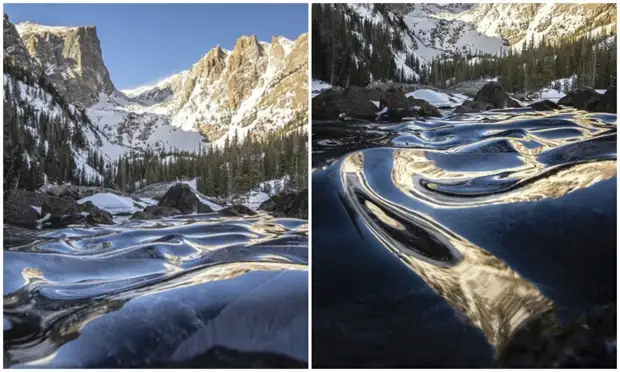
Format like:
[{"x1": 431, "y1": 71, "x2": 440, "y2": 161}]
[
  {"x1": 118, "y1": 261, "x2": 307, "y2": 299},
  {"x1": 340, "y1": 152, "x2": 554, "y2": 354},
  {"x1": 391, "y1": 149, "x2": 616, "y2": 208}
]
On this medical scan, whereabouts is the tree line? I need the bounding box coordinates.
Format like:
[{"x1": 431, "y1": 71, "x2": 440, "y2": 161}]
[
  {"x1": 107, "y1": 127, "x2": 307, "y2": 198},
  {"x1": 4, "y1": 57, "x2": 308, "y2": 198},
  {"x1": 312, "y1": 3, "x2": 617, "y2": 93},
  {"x1": 428, "y1": 31, "x2": 617, "y2": 93},
  {"x1": 3, "y1": 62, "x2": 90, "y2": 193}
]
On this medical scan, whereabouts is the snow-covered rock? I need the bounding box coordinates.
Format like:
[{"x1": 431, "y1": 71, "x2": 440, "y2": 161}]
[
  {"x1": 406, "y1": 89, "x2": 465, "y2": 108},
  {"x1": 77, "y1": 193, "x2": 139, "y2": 214}
]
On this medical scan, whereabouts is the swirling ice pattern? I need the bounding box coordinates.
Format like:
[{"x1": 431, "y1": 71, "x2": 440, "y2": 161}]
[
  {"x1": 312, "y1": 108, "x2": 616, "y2": 367},
  {"x1": 4, "y1": 213, "x2": 308, "y2": 368}
]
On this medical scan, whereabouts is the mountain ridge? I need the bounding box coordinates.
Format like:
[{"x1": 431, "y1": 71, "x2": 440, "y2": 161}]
[{"x1": 5, "y1": 15, "x2": 308, "y2": 154}]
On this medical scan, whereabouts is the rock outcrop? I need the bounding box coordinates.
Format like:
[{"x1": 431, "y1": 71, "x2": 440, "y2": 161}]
[
  {"x1": 473, "y1": 81, "x2": 521, "y2": 109},
  {"x1": 529, "y1": 100, "x2": 561, "y2": 111},
  {"x1": 3, "y1": 190, "x2": 114, "y2": 228},
  {"x1": 558, "y1": 88, "x2": 602, "y2": 111},
  {"x1": 313, "y1": 86, "x2": 379, "y2": 120},
  {"x1": 595, "y1": 87, "x2": 616, "y2": 113},
  {"x1": 259, "y1": 189, "x2": 308, "y2": 219},
  {"x1": 3, "y1": 14, "x2": 41, "y2": 76},
  {"x1": 158, "y1": 183, "x2": 201, "y2": 214},
  {"x1": 219, "y1": 204, "x2": 257, "y2": 217},
  {"x1": 15, "y1": 21, "x2": 116, "y2": 107},
  {"x1": 408, "y1": 98, "x2": 442, "y2": 117}
]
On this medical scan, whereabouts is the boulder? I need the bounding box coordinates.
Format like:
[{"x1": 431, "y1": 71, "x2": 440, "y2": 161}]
[
  {"x1": 474, "y1": 81, "x2": 509, "y2": 108},
  {"x1": 131, "y1": 205, "x2": 182, "y2": 220},
  {"x1": 197, "y1": 202, "x2": 214, "y2": 213},
  {"x1": 379, "y1": 89, "x2": 408, "y2": 110},
  {"x1": 454, "y1": 100, "x2": 493, "y2": 113},
  {"x1": 41, "y1": 196, "x2": 79, "y2": 218},
  {"x1": 4, "y1": 199, "x2": 40, "y2": 228},
  {"x1": 312, "y1": 86, "x2": 379, "y2": 120},
  {"x1": 506, "y1": 95, "x2": 522, "y2": 108},
  {"x1": 558, "y1": 88, "x2": 602, "y2": 111},
  {"x1": 408, "y1": 98, "x2": 442, "y2": 117},
  {"x1": 259, "y1": 189, "x2": 308, "y2": 219},
  {"x1": 219, "y1": 204, "x2": 257, "y2": 217},
  {"x1": 595, "y1": 87, "x2": 616, "y2": 113},
  {"x1": 80, "y1": 201, "x2": 114, "y2": 225},
  {"x1": 377, "y1": 108, "x2": 419, "y2": 122},
  {"x1": 528, "y1": 100, "x2": 561, "y2": 111},
  {"x1": 158, "y1": 183, "x2": 199, "y2": 214}
]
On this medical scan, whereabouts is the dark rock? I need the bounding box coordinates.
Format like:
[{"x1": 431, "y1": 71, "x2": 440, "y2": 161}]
[
  {"x1": 4, "y1": 190, "x2": 113, "y2": 228},
  {"x1": 379, "y1": 89, "x2": 408, "y2": 110},
  {"x1": 595, "y1": 87, "x2": 616, "y2": 113},
  {"x1": 558, "y1": 88, "x2": 602, "y2": 111},
  {"x1": 197, "y1": 202, "x2": 214, "y2": 213},
  {"x1": 80, "y1": 201, "x2": 113, "y2": 225},
  {"x1": 132, "y1": 205, "x2": 182, "y2": 220},
  {"x1": 48, "y1": 214, "x2": 88, "y2": 228},
  {"x1": 3, "y1": 199, "x2": 40, "y2": 228},
  {"x1": 40, "y1": 184, "x2": 125, "y2": 200},
  {"x1": 378, "y1": 108, "x2": 419, "y2": 122},
  {"x1": 41, "y1": 196, "x2": 79, "y2": 218},
  {"x1": 408, "y1": 97, "x2": 442, "y2": 117},
  {"x1": 529, "y1": 100, "x2": 562, "y2": 111},
  {"x1": 219, "y1": 204, "x2": 257, "y2": 217},
  {"x1": 259, "y1": 189, "x2": 308, "y2": 219},
  {"x1": 158, "y1": 183, "x2": 199, "y2": 214},
  {"x1": 454, "y1": 100, "x2": 493, "y2": 113},
  {"x1": 506, "y1": 95, "x2": 522, "y2": 108},
  {"x1": 312, "y1": 86, "x2": 379, "y2": 120},
  {"x1": 474, "y1": 81, "x2": 509, "y2": 108},
  {"x1": 131, "y1": 211, "x2": 148, "y2": 220}
]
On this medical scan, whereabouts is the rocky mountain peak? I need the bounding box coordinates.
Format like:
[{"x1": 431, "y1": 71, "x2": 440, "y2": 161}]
[
  {"x1": 3, "y1": 14, "x2": 42, "y2": 76},
  {"x1": 229, "y1": 35, "x2": 265, "y2": 67},
  {"x1": 15, "y1": 20, "x2": 116, "y2": 107}
]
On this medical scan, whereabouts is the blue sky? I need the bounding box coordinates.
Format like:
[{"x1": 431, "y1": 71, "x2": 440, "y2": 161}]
[{"x1": 4, "y1": 3, "x2": 308, "y2": 90}]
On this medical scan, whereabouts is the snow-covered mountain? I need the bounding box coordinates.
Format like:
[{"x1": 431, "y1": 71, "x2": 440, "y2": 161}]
[
  {"x1": 332, "y1": 3, "x2": 616, "y2": 69},
  {"x1": 4, "y1": 15, "x2": 308, "y2": 156},
  {"x1": 119, "y1": 34, "x2": 308, "y2": 147}
]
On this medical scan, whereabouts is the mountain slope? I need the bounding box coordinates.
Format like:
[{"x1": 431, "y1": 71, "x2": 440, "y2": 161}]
[
  {"x1": 15, "y1": 21, "x2": 116, "y2": 107},
  {"x1": 8, "y1": 16, "x2": 308, "y2": 154},
  {"x1": 312, "y1": 3, "x2": 616, "y2": 86}
]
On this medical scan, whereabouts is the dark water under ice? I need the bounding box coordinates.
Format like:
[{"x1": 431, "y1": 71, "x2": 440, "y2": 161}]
[
  {"x1": 4, "y1": 213, "x2": 308, "y2": 368},
  {"x1": 312, "y1": 108, "x2": 617, "y2": 367}
]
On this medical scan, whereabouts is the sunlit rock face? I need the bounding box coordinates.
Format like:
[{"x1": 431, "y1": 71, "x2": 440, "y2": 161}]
[
  {"x1": 16, "y1": 21, "x2": 116, "y2": 107},
  {"x1": 8, "y1": 15, "x2": 308, "y2": 151},
  {"x1": 126, "y1": 32, "x2": 308, "y2": 145}
]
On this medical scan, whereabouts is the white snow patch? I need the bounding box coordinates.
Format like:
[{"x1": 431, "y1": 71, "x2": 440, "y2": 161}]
[
  {"x1": 406, "y1": 89, "x2": 463, "y2": 107},
  {"x1": 78, "y1": 193, "x2": 139, "y2": 214}
]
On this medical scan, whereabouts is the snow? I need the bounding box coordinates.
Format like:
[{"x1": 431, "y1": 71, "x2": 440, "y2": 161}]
[
  {"x1": 181, "y1": 178, "x2": 224, "y2": 211},
  {"x1": 137, "y1": 197, "x2": 158, "y2": 207},
  {"x1": 244, "y1": 191, "x2": 271, "y2": 211},
  {"x1": 537, "y1": 76, "x2": 575, "y2": 103},
  {"x1": 16, "y1": 21, "x2": 80, "y2": 35},
  {"x1": 233, "y1": 176, "x2": 291, "y2": 211},
  {"x1": 312, "y1": 80, "x2": 333, "y2": 97},
  {"x1": 406, "y1": 89, "x2": 463, "y2": 107},
  {"x1": 77, "y1": 193, "x2": 139, "y2": 214}
]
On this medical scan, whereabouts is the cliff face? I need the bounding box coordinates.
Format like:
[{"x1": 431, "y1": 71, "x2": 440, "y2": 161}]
[
  {"x1": 125, "y1": 32, "x2": 309, "y2": 145},
  {"x1": 3, "y1": 15, "x2": 42, "y2": 76},
  {"x1": 6, "y1": 15, "x2": 308, "y2": 152},
  {"x1": 15, "y1": 21, "x2": 116, "y2": 107}
]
